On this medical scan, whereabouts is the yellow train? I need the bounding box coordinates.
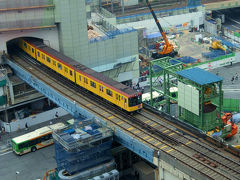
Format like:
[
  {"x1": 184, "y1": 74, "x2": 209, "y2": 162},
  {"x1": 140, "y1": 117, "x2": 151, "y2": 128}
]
[{"x1": 18, "y1": 38, "x2": 142, "y2": 112}]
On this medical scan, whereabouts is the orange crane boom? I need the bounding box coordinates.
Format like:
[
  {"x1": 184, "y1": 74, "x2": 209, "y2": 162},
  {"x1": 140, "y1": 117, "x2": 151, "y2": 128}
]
[{"x1": 146, "y1": 0, "x2": 177, "y2": 59}]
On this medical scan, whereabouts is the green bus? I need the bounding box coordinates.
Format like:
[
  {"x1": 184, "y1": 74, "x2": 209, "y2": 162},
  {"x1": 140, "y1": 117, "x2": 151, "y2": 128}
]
[{"x1": 11, "y1": 122, "x2": 66, "y2": 155}]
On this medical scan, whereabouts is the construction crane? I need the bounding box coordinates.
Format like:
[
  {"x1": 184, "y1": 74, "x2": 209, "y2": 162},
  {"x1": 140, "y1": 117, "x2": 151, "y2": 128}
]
[{"x1": 146, "y1": 0, "x2": 177, "y2": 59}]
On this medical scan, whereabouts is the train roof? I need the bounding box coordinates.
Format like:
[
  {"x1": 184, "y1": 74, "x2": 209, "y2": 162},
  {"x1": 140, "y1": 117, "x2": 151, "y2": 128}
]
[{"x1": 26, "y1": 38, "x2": 138, "y2": 97}]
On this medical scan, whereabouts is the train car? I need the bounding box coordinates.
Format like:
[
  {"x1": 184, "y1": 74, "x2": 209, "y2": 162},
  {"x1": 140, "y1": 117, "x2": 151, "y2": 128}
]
[{"x1": 18, "y1": 38, "x2": 142, "y2": 112}]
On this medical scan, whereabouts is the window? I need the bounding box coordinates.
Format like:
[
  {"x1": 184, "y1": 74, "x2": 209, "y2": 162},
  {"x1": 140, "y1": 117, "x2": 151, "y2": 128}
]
[
  {"x1": 70, "y1": 70, "x2": 73, "y2": 76},
  {"x1": 24, "y1": 42, "x2": 27, "y2": 48},
  {"x1": 129, "y1": 96, "x2": 142, "y2": 107},
  {"x1": 53, "y1": 60, "x2": 56, "y2": 66},
  {"x1": 47, "y1": 57, "x2": 51, "y2": 63},
  {"x1": 90, "y1": 81, "x2": 96, "y2": 88},
  {"x1": 84, "y1": 78, "x2": 88, "y2": 84},
  {"x1": 106, "y1": 89, "x2": 113, "y2": 97},
  {"x1": 124, "y1": 98, "x2": 127, "y2": 103},
  {"x1": 116, "y1": 94, "x2": 118, "y2": 100},
  {"x1": 64, "y1": 67, "x2": 68, "y2": 73},
  {"x1": 37, "y1": 52, "x2": 40, "y2": 57},
  {"x1": 32, "y1": 48, "x2": 34, "y2": 53},
  {"x1": 79, "y1": 75, "x2": 81, "y2": 81},
  {"x1": 42, "y1": 54, "x2": 45, "y2": 60},
  {"x1": 58, "y1": 63, "x2": 62, "y2": 70},
  {"x1": 99, "y1": 85, "x2": 104, "y2": 92}
]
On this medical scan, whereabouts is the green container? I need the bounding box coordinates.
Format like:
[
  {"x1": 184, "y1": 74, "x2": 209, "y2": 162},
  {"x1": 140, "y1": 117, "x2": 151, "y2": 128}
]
[
  {"x1": 181, "y1": 108, "x2": 221, "y2": 131},
  {"x1": 0, "y1": 96, "x2": 6, "y2": 105},
  {"x1": 223, "y1": 98, "x2": 239, "y2": 112}
]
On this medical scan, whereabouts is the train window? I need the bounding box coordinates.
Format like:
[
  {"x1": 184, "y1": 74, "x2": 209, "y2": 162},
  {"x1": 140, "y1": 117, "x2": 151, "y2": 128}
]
[
  {"x1": 32, "y1": 48, "x2": 34, "y2": 53},
  {"x1": 64, "y1": 67, "x2": 68, "y2": 73},
  {"x1": 106, "y1": 89, "x2": 113, "y2": 97},
  {"x1": 37, "y1": 52, "x2": 40, "y2": 57},
  {"x1": 58, "y1": 63, "x2": 62, "y2": 70},
  {"x1": 42, "y1": 54, "x2": 45, "y2": 60},
  {"x1": 90, "y1": 81, "x2": 96, "y2": 88},
  {"x1": 53, "y1": 60, "x2": 56, "y2": 66},
  {"x1": 24, "y1": 43, "x2": 27, "y2": 48},
  {"x1": 47, "y1": 57, "x2": 51, "y2": 63},
  {"x1": 124, "y1": 98, "x2": 127, "y2": 103},
  {"x1": 84, "y1": 78, "x2": 88, "y2": 84},
  {"x1": 129, "y1": 96, "x2": 142, "y2": 107},
  {"x1": 79, "y1": 75, "x2": 81, "y2": 81},
  {"x1": 70, "y1": 70, "x2": 73, "y2": 76},
  {"x1": 99, "y1": 86, "x2": 104, "y2": 92}
]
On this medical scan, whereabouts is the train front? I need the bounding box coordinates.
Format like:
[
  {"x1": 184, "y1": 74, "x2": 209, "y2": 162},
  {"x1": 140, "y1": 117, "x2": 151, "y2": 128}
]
[{"x1": 128, "y1": 92, "x2": 142, "y2": 112}]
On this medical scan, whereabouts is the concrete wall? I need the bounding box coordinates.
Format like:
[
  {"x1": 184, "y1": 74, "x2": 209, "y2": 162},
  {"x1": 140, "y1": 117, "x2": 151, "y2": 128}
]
[
  {"x1": 0, "y1": 27, "x2": 59, "y2": 55},
  {"x1": 54, "y1": 0, "x2": 89, "y2": 61},
  {"x1": 54, "y1": 0, "x2": 139, "y2": 82},
  {"x1": 0, "y1": 107, "x2": 68, "y2": 132},
  {"x1": 0, "y1": 7, "x2": 54, "y2": 30}
]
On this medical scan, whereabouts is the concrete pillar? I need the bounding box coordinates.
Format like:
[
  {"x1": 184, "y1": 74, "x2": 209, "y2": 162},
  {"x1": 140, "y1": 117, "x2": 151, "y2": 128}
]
[{"x1": 54, "y1": 0, "x2": 89, "y2": 63}]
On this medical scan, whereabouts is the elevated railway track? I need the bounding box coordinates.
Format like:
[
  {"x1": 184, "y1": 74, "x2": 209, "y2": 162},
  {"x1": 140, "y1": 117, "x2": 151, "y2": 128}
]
[{"x1": 6, "y1": 48, "x2": 240, "y2": 180}]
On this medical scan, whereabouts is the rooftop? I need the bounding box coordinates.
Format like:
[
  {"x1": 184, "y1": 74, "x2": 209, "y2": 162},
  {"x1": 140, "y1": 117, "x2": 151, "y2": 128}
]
[{"x1": 176, "y1": 67, "x2": 223, "y2": 85}]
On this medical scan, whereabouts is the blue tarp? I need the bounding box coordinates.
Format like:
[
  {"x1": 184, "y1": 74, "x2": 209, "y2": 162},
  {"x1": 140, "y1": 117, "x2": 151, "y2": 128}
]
[
  {"x1": 146, "y1": 32, "x2": 162, "y2": 39},
  {"x1": 171, "y1": 56, "x2": 197, "y2": 65},
  {"x1": 202, "y1": 49, "x2": 232, "y2": 59},
  {"x1": 176, "y1": 67, "x2": 223, "y2": 85},
  {"x1": 232, "y1": 113, "x2": 240, "y2": 124}
]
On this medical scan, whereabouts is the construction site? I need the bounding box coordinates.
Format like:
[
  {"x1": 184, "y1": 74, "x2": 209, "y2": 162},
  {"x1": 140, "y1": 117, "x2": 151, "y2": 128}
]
[{"x1": 0, "y1": 0, "x2": 240, "y2": 180}]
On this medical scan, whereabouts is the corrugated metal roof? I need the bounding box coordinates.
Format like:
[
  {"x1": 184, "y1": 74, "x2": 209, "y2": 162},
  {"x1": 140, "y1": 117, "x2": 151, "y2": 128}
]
[{"x1": 176, "y1": 67, "x2": 223, "y2": 85}]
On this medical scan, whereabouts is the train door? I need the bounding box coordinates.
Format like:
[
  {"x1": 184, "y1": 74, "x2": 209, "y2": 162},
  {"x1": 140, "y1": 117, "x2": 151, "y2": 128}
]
[
  {"x1": 124, "y1": 97, "x2": 127, "y2": 110},
  {"x1": 115, "y1": 93, "x2": 119, "y2": 107},
  {"x1": 99, "y1": 85, "x2": 103, "y2": 98}
]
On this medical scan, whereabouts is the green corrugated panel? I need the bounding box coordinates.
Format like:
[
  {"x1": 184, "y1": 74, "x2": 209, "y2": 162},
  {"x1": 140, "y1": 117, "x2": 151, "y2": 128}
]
[
  {"x1": 0, "y1": 96, "x2": 6, "y2": 105},
  {"x1": 0, "y1": 79, "x2": 6, "y2": 87},
  {"x1": 223, "y1": 98, "x2": 239, "y2": 112},
  {"x1": 234, "y1": 32, "x2": 240, "y2": 38}
]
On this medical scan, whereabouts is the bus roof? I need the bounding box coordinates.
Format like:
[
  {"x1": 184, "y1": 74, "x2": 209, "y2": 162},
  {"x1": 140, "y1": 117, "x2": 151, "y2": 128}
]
[
  {"x1": 12, "y1": 123, "x2": 66, "y2": 144},
  {"x1": 142, "y1": 91, "x2": 161, "y2": 101}
]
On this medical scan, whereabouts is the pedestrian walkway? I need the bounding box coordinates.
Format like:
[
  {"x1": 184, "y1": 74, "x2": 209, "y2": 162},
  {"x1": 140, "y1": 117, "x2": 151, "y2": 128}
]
[{"x1": 0, "y1": 114, "x2": 73, "y2": 154}]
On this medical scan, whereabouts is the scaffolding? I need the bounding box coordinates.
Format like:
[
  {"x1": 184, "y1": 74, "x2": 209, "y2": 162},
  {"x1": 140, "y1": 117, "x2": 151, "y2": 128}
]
[
  {"x1": 148, "y1": 57, "x2": 224, "y2": 132},
  {"x1": 53, "y1": 118, "x2": 114, "y2": 175}
]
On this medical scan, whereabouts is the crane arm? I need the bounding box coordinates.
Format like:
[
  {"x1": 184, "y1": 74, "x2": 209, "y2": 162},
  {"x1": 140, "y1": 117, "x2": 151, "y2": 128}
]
[{"x1": 146, "y1": 0, "x2": 170, "y2": 46}]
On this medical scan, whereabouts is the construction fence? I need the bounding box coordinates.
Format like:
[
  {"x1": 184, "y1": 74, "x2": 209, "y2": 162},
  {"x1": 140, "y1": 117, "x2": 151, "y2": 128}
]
[{"x1": 223, "y1": 98, "x2": 240, "y2": 112}]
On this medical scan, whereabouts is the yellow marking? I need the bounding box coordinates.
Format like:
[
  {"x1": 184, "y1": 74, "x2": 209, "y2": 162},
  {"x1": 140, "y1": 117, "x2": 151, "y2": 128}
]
[
  {"x1": 133, "y1": 130, "x2": 140, "y2": 134},
  {"x1": 143, "y1": 136, "x2": 150, "y2": 140},
  {"x1": 117, "y1": 121, "x2": 124, "y2": 125},
  {"x1": 145, "y1": 120, "x2": 150, "y2": 124},
  {"x1": 169, "y1": 132, "x2": 175, "y2": 136},
  {"x1": 108, "y1": 116, "x2": 115, "y2": 120},
  {"x1": 101, "y1": 112, "x2": 107, "y2": 115},
  {"x1": 152, "y1": 123, "x2": 157, "y2": 127},
  {"x1": 160, "y1": 145, "x2": 167, "y2": 149},
  {"x1": 86, "y1": 103, "x2": 92, "y2": 107},
  {"x1": 127, "y1": 127, "x2": 134, "y2": 131},
  {"x1": 163, "y1": 129, "x2": 169, "y2": 133},
  {"x1": 186, "y1": 141, "x2": 192, "y2": 145},
  {"x1": 154, "y1": 142, "x2": 161, "y2": 146},
  {"x1": 166, "y1": 149, "x2": 174, "y2": 153},
  {"x1": 148, "y1": 138, "x2": 154, "y2": 142}
]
